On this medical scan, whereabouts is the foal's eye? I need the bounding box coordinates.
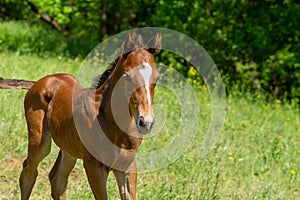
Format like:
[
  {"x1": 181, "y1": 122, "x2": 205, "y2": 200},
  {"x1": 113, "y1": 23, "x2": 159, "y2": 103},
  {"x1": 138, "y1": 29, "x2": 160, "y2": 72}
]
[{"x1": 123, "y1": 73, "x2": 131, "y2": 81}]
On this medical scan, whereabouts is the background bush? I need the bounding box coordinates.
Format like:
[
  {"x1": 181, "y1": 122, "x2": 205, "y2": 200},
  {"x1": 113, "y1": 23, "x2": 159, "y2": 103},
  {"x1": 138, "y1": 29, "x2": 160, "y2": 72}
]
[
  {"x1": 0, "y1": 21, "x2": 94, "y2": 57},
  {"x1": 1, "y1": 0, "x2": 299, "y2": 101}
]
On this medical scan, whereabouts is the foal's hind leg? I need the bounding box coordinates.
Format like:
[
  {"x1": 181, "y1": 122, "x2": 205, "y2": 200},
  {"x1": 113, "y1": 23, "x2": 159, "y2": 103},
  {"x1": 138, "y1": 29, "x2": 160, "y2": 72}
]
[
  {"x1": 49, "y1": 150, "x2": 77, "y2": 200},
  {"x1": 19, "y1": 111, "x2": 51, "y2": 200}
]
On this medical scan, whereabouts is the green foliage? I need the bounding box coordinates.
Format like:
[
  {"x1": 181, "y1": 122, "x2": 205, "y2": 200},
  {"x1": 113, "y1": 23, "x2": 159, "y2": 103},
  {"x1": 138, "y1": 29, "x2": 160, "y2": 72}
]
[
  {"x1": 262, "y1": 45, "x2": 300, "y2": 98},
  {"x1": 0, "y1": 0, "x2": 31, "y2": 20},
  {"x1": 0, "y1": 21, "x2": 65, "y2": 55},
  {"x1": 0, "y1": 0, "x2": 300, "y2": 99},
  {"x1": 0, "y1": 21, "x2": 95, "y2": 57}
]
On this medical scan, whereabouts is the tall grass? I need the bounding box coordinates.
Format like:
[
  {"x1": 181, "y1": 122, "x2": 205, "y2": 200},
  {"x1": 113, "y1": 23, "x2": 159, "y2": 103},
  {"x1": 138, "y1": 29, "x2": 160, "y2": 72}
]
[{"x1": 0, "y1": 52, "x2": 299, "y2": 199}]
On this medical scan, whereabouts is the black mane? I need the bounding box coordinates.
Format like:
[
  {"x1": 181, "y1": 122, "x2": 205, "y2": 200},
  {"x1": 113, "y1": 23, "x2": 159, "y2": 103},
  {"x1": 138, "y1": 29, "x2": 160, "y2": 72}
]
[
  {"x1": 91, "y1": 48, "x2": 122, "y2": 89},
  {"x1": 91, "y1": 31, "x2": 147, "y2": 90}
]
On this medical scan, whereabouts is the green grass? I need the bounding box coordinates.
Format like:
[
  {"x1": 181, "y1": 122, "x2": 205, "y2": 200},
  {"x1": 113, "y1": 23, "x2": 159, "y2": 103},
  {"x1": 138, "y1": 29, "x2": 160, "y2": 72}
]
[{"x1": 0, "y1": 52, "x2": 300, "y2": 199}]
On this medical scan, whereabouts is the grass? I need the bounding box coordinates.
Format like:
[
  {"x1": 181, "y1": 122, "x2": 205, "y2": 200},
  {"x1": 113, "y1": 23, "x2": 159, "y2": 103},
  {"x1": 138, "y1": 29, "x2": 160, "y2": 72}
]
[{"x1": 0, "y1": 51, "x2": 299, "y2": 200}]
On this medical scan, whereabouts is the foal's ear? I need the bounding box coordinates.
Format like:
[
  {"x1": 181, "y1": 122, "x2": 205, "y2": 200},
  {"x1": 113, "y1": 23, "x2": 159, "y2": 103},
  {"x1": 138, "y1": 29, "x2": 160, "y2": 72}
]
[
  {"x1": 124, "y1": 29, "x2": 143, "y2": 53},
  {"x1": 147, "y1": 32, "x2": 162, "y2": 54}
]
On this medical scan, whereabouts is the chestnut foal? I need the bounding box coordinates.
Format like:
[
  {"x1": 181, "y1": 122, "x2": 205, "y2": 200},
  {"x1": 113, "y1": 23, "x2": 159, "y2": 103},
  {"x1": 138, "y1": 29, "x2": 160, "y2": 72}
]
[{"x1": 19, "y1": 30, "x2": 161, "y2": 200}]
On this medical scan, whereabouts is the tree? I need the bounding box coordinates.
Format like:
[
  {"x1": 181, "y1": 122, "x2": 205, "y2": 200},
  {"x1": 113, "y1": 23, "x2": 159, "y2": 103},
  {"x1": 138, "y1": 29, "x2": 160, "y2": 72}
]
[{"x1": 1, "y1": 0, "x2": 299, "y2": 100}]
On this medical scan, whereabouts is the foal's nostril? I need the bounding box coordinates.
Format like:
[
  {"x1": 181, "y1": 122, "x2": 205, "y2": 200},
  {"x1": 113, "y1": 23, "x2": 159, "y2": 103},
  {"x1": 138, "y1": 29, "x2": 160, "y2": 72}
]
[{"x1": 138, "y1": 116, "x2": 146, "y2": 127}]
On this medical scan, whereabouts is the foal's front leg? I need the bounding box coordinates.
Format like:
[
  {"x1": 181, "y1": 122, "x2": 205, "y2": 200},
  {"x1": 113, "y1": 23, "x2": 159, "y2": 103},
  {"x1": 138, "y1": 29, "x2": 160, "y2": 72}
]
[
  {"x1": 83, "y1": 150, "x2": 109, "y2": 200},
  {"x1": 113, "y1": 161, "x2": 137, "y2": 200}
]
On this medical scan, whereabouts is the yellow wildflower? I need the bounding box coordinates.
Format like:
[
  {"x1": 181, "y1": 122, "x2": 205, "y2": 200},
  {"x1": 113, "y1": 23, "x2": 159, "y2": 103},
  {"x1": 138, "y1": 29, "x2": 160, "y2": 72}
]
[
  {"x1": 290, "y1": 169, "x2": 296, "y2": 175},
  {"x1": 187, "y1": 67, "x2": 197, "y2": 76}
]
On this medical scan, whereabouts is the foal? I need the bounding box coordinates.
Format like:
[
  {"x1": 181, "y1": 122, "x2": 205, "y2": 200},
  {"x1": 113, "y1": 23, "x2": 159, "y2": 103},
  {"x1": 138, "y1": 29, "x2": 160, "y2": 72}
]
[{"x1": 19, "y1": 30, "x2": 161, "y2": 200}]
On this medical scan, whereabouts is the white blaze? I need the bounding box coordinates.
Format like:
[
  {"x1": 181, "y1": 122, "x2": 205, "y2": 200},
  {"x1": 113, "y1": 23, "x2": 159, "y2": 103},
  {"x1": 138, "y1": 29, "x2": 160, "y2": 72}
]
[{"x1": 139, "y1": 62, "x2": 152, "y2": 106}]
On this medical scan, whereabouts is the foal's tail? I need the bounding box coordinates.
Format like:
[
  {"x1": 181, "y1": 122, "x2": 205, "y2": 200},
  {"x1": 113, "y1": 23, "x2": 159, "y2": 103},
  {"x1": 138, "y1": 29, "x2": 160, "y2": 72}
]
[{"x1": 0, "y1": 77, "x2": 35, "y2": 89}]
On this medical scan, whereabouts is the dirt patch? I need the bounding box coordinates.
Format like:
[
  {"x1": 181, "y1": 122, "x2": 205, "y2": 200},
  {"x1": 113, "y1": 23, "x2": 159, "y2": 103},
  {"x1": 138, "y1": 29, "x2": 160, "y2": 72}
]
[{"x1": 5, "y1": 158, "x2": 23, "y2": 171}]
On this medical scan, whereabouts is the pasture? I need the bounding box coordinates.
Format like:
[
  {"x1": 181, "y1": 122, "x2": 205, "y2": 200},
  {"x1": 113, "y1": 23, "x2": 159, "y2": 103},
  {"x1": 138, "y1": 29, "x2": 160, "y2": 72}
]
[{"x1": 0, "y1": 52, "x2": 299, "y2": 199}]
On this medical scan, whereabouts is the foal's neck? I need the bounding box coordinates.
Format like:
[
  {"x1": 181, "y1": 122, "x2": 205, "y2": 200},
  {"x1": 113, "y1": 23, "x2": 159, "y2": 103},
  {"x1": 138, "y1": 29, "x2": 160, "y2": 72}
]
[
  {"x1": 99, "y1": 60, "x2": 126, "y2": 119},
  {"x1": 98, "y1": 61, "x2": 142, "y2": 150}
]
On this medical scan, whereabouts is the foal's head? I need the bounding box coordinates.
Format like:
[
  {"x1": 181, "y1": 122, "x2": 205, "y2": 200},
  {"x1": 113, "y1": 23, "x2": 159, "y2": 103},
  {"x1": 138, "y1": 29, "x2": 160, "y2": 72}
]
[{"x1": 121, "y1": 30, "x2": 161, "y2": 134}]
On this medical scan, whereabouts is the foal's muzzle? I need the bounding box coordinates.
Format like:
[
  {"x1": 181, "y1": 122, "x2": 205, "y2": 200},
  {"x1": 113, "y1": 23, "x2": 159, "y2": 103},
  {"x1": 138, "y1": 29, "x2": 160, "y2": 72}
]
[{"x1": 137, "y1": 115, "x2": 155, "y2": 134}]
